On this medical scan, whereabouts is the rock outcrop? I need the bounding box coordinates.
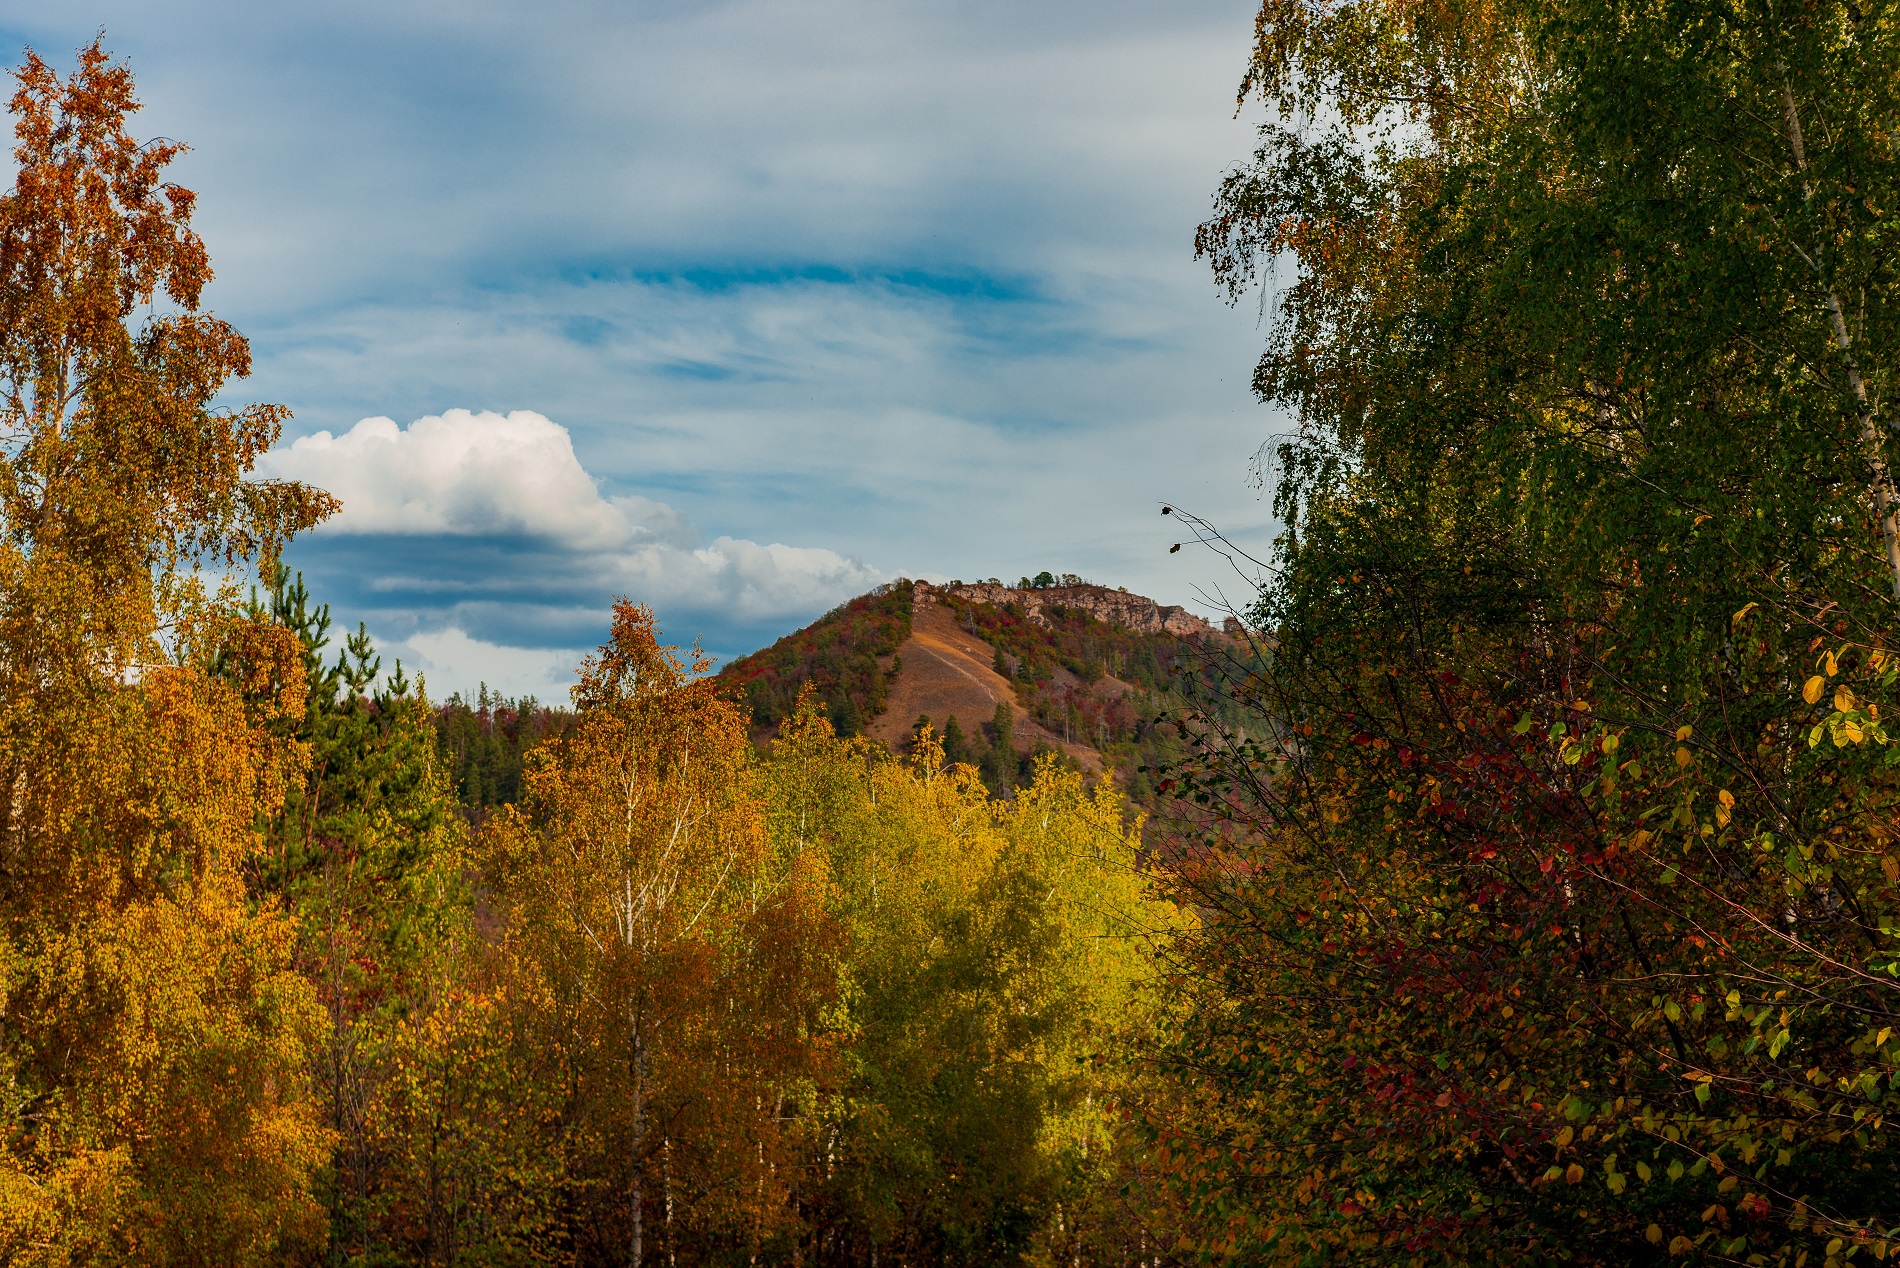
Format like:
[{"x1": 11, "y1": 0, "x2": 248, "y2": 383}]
[{"x1": 913, "y1": 580, "x2": 1215, "y2": 639}]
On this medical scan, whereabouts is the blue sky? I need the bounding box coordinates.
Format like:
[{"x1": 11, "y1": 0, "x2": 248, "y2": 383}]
[{"x1": 5, "y1": 0, "x2": 1281, "y2": 700}]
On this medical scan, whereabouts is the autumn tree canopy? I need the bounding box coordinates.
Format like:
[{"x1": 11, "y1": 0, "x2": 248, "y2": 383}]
[
  {"x1": 18, "y1": 5, "x2": 1900, "y2": 1263},
  {"x1": 0, "y1": 40, "x2": 337, "y2": 1264}
]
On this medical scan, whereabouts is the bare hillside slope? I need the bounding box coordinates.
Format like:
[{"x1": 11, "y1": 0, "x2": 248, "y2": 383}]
[{"x1": 865, "y1": 600, "x2": 1099, "y2": 770}]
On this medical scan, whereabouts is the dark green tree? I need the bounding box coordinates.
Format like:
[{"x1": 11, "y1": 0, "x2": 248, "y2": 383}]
[
  {"x1": 251, "y1": 566, "x2": 470, "y2": 1258},
  {"x1": 942, "y1": 713, "x2": 970, "y2": 767},
  {"x1": 1146, "y1": 0, "x2": 1900, "y2": 1260}
]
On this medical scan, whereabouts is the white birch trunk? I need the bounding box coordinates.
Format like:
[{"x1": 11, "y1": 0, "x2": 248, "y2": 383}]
[
  {"x1": 663, "y1": 1136, "x2": 675, "y2": 1268},
  {"x1": 1778, "y1": 80, "x2": 1900, "y2": 603}
]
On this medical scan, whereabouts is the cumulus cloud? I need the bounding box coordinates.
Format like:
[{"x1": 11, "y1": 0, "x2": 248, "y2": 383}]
[
  {"x1": 264, "y1": 409, "x2": 661, "y2": 547},
  {"x1": 264, "y1": 408, "x2": 888, "y2": 694}
]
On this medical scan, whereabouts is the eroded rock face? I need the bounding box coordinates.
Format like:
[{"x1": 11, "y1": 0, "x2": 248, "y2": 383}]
[{"x1": 913, "y1": 580, "x2": 1214, "y2": 638}]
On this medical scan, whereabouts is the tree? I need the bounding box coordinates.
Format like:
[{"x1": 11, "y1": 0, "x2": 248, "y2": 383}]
[
  {"x1": 941, "y1": 713, "x2": 970, "y2": 767},
  {"x1": 247, "y1": 566, "x2": 470, "y2": 1260},
  {"x1": 762, "y1": 692, "x2": 1185, "y2": 1265},
  {"x1": 0, "y1": 40, "x2": 335, "y2": 1262},
  {"x1": 483, "y1": 602, "x2": 829, "y2": 1264},
  {"x1": 982, "y1": 701, "x2": 1024, "y2": 795},
  {"x1": 1149, "y1": 0, "x2": 1900, "y2": 1259}
]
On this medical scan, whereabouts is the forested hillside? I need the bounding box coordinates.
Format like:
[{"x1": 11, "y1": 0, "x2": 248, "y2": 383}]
[
  {"x1": 923, "y1": 580, "x2": 1261, "y2": 802},
  {"x1": 716, "y1": 580, "x2": 914, "y2": 738},
  {"x1": 720, "y1": 575, "x2": 1258, "y2": 805}
]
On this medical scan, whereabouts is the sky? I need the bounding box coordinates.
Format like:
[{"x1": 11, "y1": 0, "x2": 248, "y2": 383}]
[{"x1": 3, "y1": 0, "x2": 1284, "y2": 701}]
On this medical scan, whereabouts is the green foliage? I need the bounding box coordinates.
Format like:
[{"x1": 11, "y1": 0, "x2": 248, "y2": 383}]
[
  {"x1": 248, "y1": 567, "x2": 473, "y2": 1260},
  {"x1": 761, "y1": 694, "x2": 1186, "y2": 1264},
  {"x1": 717, "y1": 581, "x2": 914, "y2": 738},
  {"x1": 941, "y1": 713, "x2": 970, "y2": 766},
  {"x1": 432, "y1": 686, "x2": 571, "y2": 817},
  {"x1": 1147, "y1": 0, "x2": 1900, "y2": 1261}
]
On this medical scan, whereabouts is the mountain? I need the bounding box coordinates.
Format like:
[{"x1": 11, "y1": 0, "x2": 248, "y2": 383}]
[
  {"x1": 714, "y1": 580, "x2": 914, "y2": 739},
  {"x1": 718, "y1": 576, "x2": 1255, "y2": 799}
]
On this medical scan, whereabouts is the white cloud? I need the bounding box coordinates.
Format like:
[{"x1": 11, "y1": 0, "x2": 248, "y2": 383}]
[
  {"x1": 263, "y1": 409, "x2": 890, "y2": 679},
  {"x1": 395, "y1": 626, "x2": 582, "y2": 704},
  {"x1": 628, "y1": 535, "x2": 886, "y2": 624},
  {"x1": 264, "y1": 409, "x2": 640, "y2": 547}
]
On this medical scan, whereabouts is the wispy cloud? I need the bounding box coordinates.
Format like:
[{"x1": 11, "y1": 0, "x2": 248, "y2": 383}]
[{"x1": 11, "y1": 0, "x2": 1284, "y2": 697}]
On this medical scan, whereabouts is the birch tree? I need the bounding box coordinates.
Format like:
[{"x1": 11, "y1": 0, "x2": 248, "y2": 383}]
[
  {"x1": 1162, "y1": 0, "x2": 1900, "y2": 1258},
  {"x1": 486, "y1": 601, "x2": 775, "y2": 1265},
  {"x1": 0, "y1": 40, "x2": 336, "y2": 1262}
]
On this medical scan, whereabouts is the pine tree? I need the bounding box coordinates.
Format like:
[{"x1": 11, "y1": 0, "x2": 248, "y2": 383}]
[{"x1": 941, "y1": 713, "x2": 969, "y2": 766}]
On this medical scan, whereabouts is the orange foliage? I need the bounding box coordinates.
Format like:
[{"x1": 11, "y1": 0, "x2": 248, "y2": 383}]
[
  {"x1": 481, "y1": 601, "x2": 837, "y2": 1264},
  {"x1": 0, "y1": 39, "x2": 335, "y2": 1264}
]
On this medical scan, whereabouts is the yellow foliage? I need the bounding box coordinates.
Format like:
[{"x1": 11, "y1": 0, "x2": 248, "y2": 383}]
[{"x1": 0, "y1": 42, "x2": 333, "y2": 1263}]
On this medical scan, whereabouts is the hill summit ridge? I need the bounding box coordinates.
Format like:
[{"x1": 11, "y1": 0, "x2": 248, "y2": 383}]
[{"x1": 915, "y1": 579, "x2": 1216, "y2": 638}]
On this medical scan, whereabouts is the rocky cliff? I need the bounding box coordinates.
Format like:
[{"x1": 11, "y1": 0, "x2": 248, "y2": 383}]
[{"x1": 915, "y1": 580, "x2": 1215, "y2": 639}]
